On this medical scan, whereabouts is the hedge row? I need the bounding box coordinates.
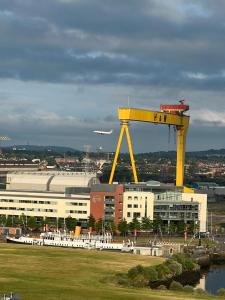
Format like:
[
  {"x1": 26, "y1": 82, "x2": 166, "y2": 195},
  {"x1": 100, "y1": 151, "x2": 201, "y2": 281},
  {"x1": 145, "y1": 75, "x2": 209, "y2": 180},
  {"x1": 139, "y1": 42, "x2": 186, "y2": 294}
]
[{"x1": 116, "y1": 253, "x2": 199, "y2": 288}]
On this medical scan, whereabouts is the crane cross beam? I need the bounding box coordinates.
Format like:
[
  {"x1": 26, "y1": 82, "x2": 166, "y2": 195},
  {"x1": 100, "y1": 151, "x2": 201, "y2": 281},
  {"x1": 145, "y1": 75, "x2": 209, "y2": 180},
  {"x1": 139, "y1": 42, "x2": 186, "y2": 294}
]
[{"x1": 118, "y1": 108, "x2": 189, "y2": 127}]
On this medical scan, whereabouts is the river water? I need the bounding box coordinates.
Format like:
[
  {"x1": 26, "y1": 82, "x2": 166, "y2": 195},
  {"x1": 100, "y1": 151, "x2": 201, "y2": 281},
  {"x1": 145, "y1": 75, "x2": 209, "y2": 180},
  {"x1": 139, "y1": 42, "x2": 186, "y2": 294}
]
[{"x1": 197, "y1": 265, "x2": 225, "y2": 294}]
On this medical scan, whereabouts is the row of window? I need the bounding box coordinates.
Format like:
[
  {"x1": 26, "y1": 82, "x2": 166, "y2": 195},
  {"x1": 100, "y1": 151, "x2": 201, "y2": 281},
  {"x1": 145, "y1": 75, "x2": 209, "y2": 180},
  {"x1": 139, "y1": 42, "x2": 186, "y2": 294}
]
[
  {"x1": 127, "y1": 212, "x2": 141, "y2": 218},
  {"x1": 127, "y1": 204, "x2": 142, "y2": 208},
  {"x1": 154, "y1": 204, "x2": 198, "y2": 211},
  {"x1": 0, "y1": 199, "x2": 57, "y2": 205},
  {"x1": 105, "y1": 196, "x2": 115, "y2": 201},
  {"x1": 155, "y1": 195, "x2": 182, "y2": 201},
  {"x1": 127, "y1": 196, "x2": 148, "y2": 201},
  {"x1": 0, "y1": 207, "x2": 57, "y2": 213},
  {"x1": 105, "y1": 211, "x2": 114, "y2": 216},
  {"x1": 155, "y1": 212, "x2": 198, "y2": 218},
  {"x1": 105, "y1": 203, "x2": 115, "y2": 208},
  {"x1": 66, "y1": 202, "x2": 87, "y2": 206},
  {"x1": 65, "y1": 210, "x2": 87, "y2": 214}
]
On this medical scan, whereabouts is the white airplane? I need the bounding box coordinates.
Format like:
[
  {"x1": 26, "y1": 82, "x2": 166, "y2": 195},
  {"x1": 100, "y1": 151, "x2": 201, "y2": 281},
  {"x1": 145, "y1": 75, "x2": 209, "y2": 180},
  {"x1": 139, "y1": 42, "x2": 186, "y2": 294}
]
[{"x1": 93, "y1": 129, "x2": 113, "y2": 135}]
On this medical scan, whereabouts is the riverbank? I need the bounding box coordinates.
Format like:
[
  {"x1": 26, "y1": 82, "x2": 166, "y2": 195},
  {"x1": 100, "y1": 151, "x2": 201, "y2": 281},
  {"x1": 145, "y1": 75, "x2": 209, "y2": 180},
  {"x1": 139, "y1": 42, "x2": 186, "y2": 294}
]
[
  {"x1": 117, "y1": 249, "x2": 225, "y2": 297},
  {"x1": 117, "y1": 253, "x2": 202, "y2": 289},
  {"x1": 149, "y1": 270, "x2": 201, "y2": 289}
]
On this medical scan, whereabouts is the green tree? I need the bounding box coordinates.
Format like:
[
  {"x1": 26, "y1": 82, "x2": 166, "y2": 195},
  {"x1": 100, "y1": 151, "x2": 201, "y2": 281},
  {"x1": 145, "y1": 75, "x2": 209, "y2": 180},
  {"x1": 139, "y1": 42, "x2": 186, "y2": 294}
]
[
  {"x1": 13, "y1": 216, "x2": 20, "y2": 227},
  {"x1": 141, "y1": 217, "x2": 153, "y2": 231},
  {"x1": 168, "y1": 221, "x2": 177, "y2": 235},
  {"x1": 153, "y1": 216, "x2": 163, "y2": 233},
  {"x1": 129, "y1": 217, "x2": 141, "y2": 231},
  {"x1": 44, "y1": 217, "x2": 58, "y2": 229},
  {"x1": 118, "y1": 219, "x2": 128, "y2": 237},
  {"x1": 87, "y1": 214, "x2": 96, "y2": 230},
  {"x1": 27, "y1": 216, "x2": 37, "y2": 230},
  {"x1": 57, "y1": 218, "x2": 64, "y2": 229},
  {"x1": 65, "y1": 216, "x2": 77, "y2": 231},
  {"x1": 95, "y1": 218, "x2": 103, "y2": 233},
  {"x1": 19, "y1": 214, "x2": 26, "y2": 227},
  {"x1": 0, "y1": 215, "x2": 6, "y2": 226},
  {"x1": 177, "y1": 220, "x2": 186, "y2": 234},
  {"x1": 129, "y1": 217, "x2": 141, "y2": 239},
  {"x1": 6, "y1": 216, "x2": 13, "y2": 227},
  {"x1": 106, "y1": 219, "x2": 117, "y2": 233},
  {"x1": 188, "y1": 220, "x2": 195, "y2": 233}
]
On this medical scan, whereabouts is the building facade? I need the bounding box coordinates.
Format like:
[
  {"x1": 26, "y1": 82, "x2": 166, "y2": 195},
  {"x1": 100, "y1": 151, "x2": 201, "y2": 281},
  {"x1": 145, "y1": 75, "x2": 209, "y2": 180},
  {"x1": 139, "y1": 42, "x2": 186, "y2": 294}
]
[
  {"x1": 123, "y1": 184, "x2": 207, "y2": 232},
  {"x1": 123, "y1": 191, "x2": 154, "y2": 222},
  {"x1": 0, "y1": 189, "x2": 90, "y2": 223},
  {"x1": 0, "y1": 173, "x2": 208, "y2": 232},
  {"x1": 90, "y1": 184, "x2": 123, "y2": 224}
]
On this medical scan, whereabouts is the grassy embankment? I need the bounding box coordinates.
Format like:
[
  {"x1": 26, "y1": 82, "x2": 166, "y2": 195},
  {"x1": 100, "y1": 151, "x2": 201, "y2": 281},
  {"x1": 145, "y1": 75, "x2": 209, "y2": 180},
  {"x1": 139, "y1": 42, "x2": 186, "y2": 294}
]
[{"x1": 0, "y1": 244, "x2": 218, "y2": 300}]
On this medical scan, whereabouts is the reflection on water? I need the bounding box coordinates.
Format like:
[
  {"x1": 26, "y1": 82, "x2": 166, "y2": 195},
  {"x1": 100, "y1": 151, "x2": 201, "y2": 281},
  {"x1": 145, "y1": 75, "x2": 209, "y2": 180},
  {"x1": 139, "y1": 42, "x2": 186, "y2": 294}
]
[
  {"x1": 196, "y1": 266, "x2": 225, "y2": 295},
  {"x1": 195, "y1": 275, "x2": 206, "y2": 290}
]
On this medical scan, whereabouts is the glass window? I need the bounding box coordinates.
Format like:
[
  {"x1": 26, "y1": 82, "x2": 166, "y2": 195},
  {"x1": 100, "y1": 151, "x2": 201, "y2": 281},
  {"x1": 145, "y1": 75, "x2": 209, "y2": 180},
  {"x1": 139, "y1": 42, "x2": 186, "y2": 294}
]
[{"x1": 133, "y1": 212, "x2": 141, "y2": 218}]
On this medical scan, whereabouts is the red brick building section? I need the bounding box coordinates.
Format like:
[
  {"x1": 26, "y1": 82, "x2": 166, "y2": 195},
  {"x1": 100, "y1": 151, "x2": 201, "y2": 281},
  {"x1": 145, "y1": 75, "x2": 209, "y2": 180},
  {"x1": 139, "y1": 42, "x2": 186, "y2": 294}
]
[{"x1": 90, "y1": 184, "x2": 124, "y2": 224}]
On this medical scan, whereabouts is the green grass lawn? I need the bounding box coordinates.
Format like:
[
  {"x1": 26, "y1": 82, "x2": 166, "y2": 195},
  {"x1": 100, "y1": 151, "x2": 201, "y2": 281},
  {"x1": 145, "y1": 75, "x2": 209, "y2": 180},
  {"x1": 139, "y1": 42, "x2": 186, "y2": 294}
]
[{"x1": 0, "y1": 243, "x2": 218, "y2": 300}]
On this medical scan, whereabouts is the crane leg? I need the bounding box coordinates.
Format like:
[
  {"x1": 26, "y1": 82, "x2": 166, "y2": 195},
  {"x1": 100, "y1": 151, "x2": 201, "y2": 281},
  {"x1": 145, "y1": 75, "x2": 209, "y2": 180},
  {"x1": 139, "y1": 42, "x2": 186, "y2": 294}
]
[
  {"x1": 176, "y1": 126, "x2": 187, "y2": 186},
  {"x1": 109, "y1": 124, "x2": 125, "y2": 184},
  {"x1": 124, "y1": 123, "x2": 138, "y2": 183}
]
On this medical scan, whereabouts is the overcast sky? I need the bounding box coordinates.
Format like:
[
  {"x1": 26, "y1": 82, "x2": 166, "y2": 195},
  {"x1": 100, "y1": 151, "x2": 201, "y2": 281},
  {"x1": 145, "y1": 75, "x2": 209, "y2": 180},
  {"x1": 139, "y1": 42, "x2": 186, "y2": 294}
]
[{"x1": 0, "y1": 0, "x2": 225, "y2": 153}]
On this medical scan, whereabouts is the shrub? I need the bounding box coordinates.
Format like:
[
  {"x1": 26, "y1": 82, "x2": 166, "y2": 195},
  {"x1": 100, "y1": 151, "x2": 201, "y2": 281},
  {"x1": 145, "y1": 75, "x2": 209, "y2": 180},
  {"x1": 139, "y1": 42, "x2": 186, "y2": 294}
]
[
  {"x1": 183, "y1": 258, "x2": 197, "y2": 271},
  {"x1": 194, "y1": 288, "x2": 207, "y2": 295},
  {"x1": 169, "y1": 280, "x2": 183, "y2": 291},
  {"x1": 172, "y1": 253, "x2": 197, "y2": 271},
  {"x1": 172, "y1": 253, "x2": 185, "y2": 263},
  {"x1": 143, "y1": 266, "x2": 158, "y2": 281},
  {"x1": 130, "y1": 274, "x2": 149, "y2": 288},
  {"x1": 155, "y1": 264, "x2": 171, "y2": 280},
  {"x1": 183, "y1": 285, "x2": 194, "y2": 293},
  {"x1": 116, "y1": 273, "x2": 129, "y2": 286},
  {"x1": 217, "y1": 288, "x2": 225, "y2": 296},
  {"x1": 157, "y1": 285, "x2": 167, "y2": 290},
  {"x1": 166, "y1": 260, "x2": 183, "y2": 276},
  {"x1": 128, "y1": 265, "x2": 144, "y2": 279}
]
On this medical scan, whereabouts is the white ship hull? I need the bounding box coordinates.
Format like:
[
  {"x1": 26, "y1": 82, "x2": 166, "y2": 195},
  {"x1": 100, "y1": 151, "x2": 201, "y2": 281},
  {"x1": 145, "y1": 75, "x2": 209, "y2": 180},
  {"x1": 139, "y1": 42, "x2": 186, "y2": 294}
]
[{"x1": 6, "y1": 235, "x2": 132, "y2": 252}]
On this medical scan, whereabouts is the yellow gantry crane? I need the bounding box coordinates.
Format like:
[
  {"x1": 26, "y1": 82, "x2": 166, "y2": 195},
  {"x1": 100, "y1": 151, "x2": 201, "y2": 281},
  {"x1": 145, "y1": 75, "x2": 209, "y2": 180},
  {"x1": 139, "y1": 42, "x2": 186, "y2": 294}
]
[{"x1": 109, "y1": 101, "x2": 190, "y2": 187}]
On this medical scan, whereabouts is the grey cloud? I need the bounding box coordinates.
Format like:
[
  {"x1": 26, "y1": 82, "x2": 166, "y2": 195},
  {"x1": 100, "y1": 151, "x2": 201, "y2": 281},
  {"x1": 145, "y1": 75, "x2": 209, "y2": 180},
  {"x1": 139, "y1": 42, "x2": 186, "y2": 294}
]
[
  {"x1": 0, "y1": 0, "x2": 224, "y2": 90},
  {"x1": 0, "y1": 1, "x2": 225, "y2": 150}
]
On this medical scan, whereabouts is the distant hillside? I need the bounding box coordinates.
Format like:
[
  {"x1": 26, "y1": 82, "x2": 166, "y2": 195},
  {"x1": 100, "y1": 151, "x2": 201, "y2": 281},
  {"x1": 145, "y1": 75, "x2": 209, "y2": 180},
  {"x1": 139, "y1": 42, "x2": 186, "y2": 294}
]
[
  {"x1": 136, "y1": 149, "x2": 225, "y2": 156},
  {"x1": 3, "y1": 145, "x2": 225, "y2": 157},
  {"x1": 5, "y1": 145, "x2": 81, "y2": 154},
  {"x1": 127, "y1": 149, "x2": 225, "y2": 160},
  {"x1": 186, "y1": 149, "x2": 225, "y2": 157}
]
